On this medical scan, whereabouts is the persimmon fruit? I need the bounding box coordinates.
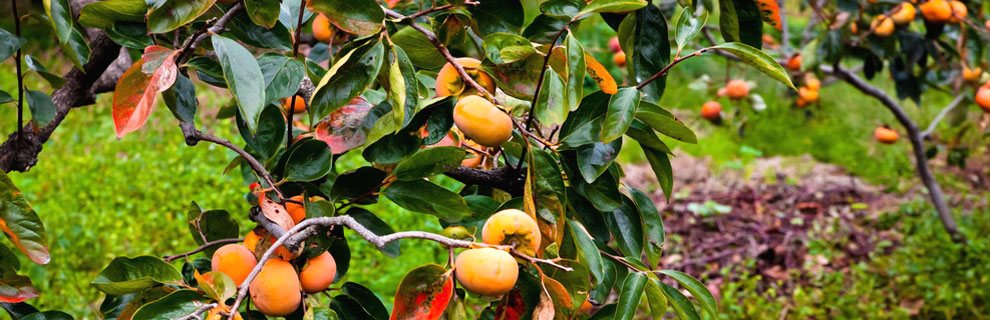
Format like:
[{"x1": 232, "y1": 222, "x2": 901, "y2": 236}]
[
  {"x1": 920, "y1": 0, "x2": 952, "y2": 23},
  {"x1": 435, "y1": 58, "x2": 496, "y2": 97},
  {"x1": 453, "y1": 95, "x2": 512, "y2": 147},
  {"x1": 891, "y1": 3, "x2": 916, "y2": 25},
  {"x1": 613, "y1": 51, "x2": 626, "y2": 67},
  {"x1": 454, "y1": 248, "x2": 518, "y2": 296},
  {"x1": 963, "y1": 66, "x2": 982, "y2": 82},
  {"x1": 282, "y1": 95, "x2": 306, "y2": 114},
  {"x1": 250, "y1": 259, "x2": 302, "y2": 317},
  {"x1": 875, "y1": 127, "x2": 899, "y2": 144},
  {"x1": 786, "y1": 55, "x2": 802, "y2": 71},
  {"x1": 312, "y1": 14, "x2": 334, "y2": 43},
  {"x1": 725, "y1": 80, "x2": 750, "y2": 100},
  {"x1": 211, "y1": 244, "x2": 257, "y2": 286},
  {"x1": 299, "y1": 252, "x2": 337, "y2": 293},
  {"x1": 976, "y1": 85, "x2": 990, "y2": 111},
  {"x1": 481, "y1": 209, "x2": 541, "y2": 257},
  {"x1": 872, "y1": 16, "x2": 895, "y2": 37},
  {"x1": 701, "y1": 101, "x2": 721, "y2": 121}
]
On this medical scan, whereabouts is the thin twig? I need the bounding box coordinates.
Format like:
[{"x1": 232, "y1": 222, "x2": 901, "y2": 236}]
[
  {"x1": 180, "y1": 121, "x2": 284, "y2": 200},
  {"x1": 636, "y1": 48, "x2": 709, "y2": 90},
  {"x1": 525, "y1": 20, "x2": 574, "y2": 130},
  {"x1": 177, "y1": 303, "x2": 217, "y2": 320},
  {"x1": 408, "y1": 4, "x2": 453, "y2": 20},
  {"x1": 921, "y1": 94, "x2": 965, "y2": 138},
  {"x1": 12, "y1": 0, "x2": 23, "y2": 140},
  {"x1": 287, "y1": 0, "x2": 306, "y2": 149},
  {"x1": 163, "y1": 238, "x2": 244, "y2": 262},
  {"x1": 176, "y1": 3, "x2": 243, "y2": 64}
]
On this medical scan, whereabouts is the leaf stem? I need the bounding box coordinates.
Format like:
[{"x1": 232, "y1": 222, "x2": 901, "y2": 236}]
[
  {"x1": 163, "y1": 238, "x2": 244, "y2": 262},
  {"x1": 636, "y1": 47, "x2": 709, "y2": 90},
  {"x1": 288, "y1": 0, "x2": 307, "y2": 149},
  {"x1": 12, "y1": 0, "x2": 23, "y2": 140},
  {"x1": 525, "y1": 20, "x2": 574, "y2": 131}
]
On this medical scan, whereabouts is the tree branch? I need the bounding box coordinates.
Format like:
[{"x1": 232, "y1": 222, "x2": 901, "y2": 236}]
[
  {"x1": 637, "y1": 48, "x2": 709, "y2": 89},
  {"x1": 826, "y1": 64, "x2": 966, "y2": 244},
  {"x1": 921, "y1": 94, "x2": 966, "y2": 138},
  {"x1": 525, "y1": 20, "x2": 573, "y2": 130},
  {"x1": 163, "y1": 238, "x2": 244, "y2": 263},
  {"x1": 175, "y1": 3, "x2": 243, "y2": 64},
  {"x1": 179, "y1": 122, "x2": 284, "y2": 199},
  {"x1": 443, "y1": 166, "x2": 525, "y2": 197},
  {"x1": 177, "y1": 303, "x2": 217, "y2": 320}
]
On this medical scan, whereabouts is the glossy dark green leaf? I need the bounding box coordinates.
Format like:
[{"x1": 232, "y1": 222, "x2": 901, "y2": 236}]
[
  {"x1": 163, "y1": 74, "x2": 197, "y2": 123},
  {"x1": 468, "y1": 0, "x2": 525, "y2": 36},
  {"x1": 311, "y1": 39, "x2": 384, "y2": 123},
  {"x1": 43, "y1": 0, "x2": 73, "y2": 45},
  {"x1": 643, "y1": 145, "x2": 673, "y2": 201},
  {"x1": 645, "y1": 279, "x2": 668, "y2": 319},
  {"x1": 23, "y1": 56, "x2": 65, "y2": 88},
  {"x1": 602, "y1": 87, "x2": 640, "y2": 143},
  {"x1": 212, "y1": 35, "x2": 267, "y2": 133},
  {"x1": 237, "y1": 104, "x2": 286, "y2": 160},
  {"x1": 309, "y1": 0, "x2": 384, "y2": 36},
  {"x1": 391, "y1": 25, "x2": 446, "y2": 69},
  {"x1": 19, "y1": 311, "x2": 72, "y2": 320},
  {"x1": 341, "y1": 282, "x2": 389, "y2": 320},
  {"x1": 635, "y1": 103, "x2": 697, "y2": 143},
  {"x1": 530, "y1": 149, "x2": 566, "y2": 222},
  {"x1": 567, "y1": 219, "x2": 604, "y2": 284},
  {"x1": 567, "y1": 189, "x2": 610, "y2": 247},
  {"x1": 521, "y1": 14, "x2": 568, "y2": 44},
  {"x1": 130, "y1": 290, "x2": 206, "y2": 320},
  {"x1": 673, "y1": 7, "x2": 707, "y2": 56},
  {"x1": 579, "y1": 0, "x2": 648, "y2": 17},
  {"x1": 331, "y1": 294, "x2": 373, "y2": 319},
  {"x1": 244, "y1": 0, "x2": 279, "y2": 28},
  {"x1": 61, "y1": 27, "x2": 91, "y2": 69},
  {"x1": 0, "y1": 28, "x2": 25, "y2": 63},
  {"x1": 0, "y1": 91, "x2": 11, "y2": 105},
  {"x1": 384, "y1": 180, "x2": 470, "y2": 222},
  {"x1": 625, "y1": 120, "x2": 670, "y2": 153},
  {"x1": 659, "y1": 270, "x2": 718, "y2": 319},
  {"x1": 567, "y1": 163, "x2": 621, "y2": 212},
  {"x1": 605, "y1": 196, "x2": 644, "y2": 258},
  {"x1": 718, "y1": 0, "x2": 762, "y2": 49},
  {"x1": 0, "y1": 302, "x2": 39, "y2": 319},
  {"x1": 185, "y1": 207, "x2": 238, "y2": 257},
  {"x1": 78, "y1": 0, "x2": 147, "y2": 28},
  {"x1": 534, "y1": 68, "x2": 567, "y2": 126},
  {"x1": 658, "y1": 281, "x2": 701, "y2": 320},
  {"x1": 563, "y1": 33, "x2": 585, "y2": 112},
  {"x1": 362, "y1": 129, "x2": 422, "y2": 164},
  {"x1": 614, "y1": 272, "x2": 647, "y2": 320},
  {"x1": 91, "y1": 256, "x2": 183, "y2": 295},
  {"x1": 147, "y1": 0, "x2": 216, "y2": 34},
  {"x1": 278, "y1": 1, "x2": 314, "y2": 33},
  {"x1": 713, "y1": 42, "x2": 796, "y2": 90},
  {"x1": 393, "y1": 147, "x2": 466, "y2": 181},
  {"x1": 0, "y1": 243, "x2": 19, "y2": 272},
  {"x1": 483, "y1": 33, "x2": 536, "y2": 65},
  {"x1": 385, "y1": 46, "x2": 418, "y2": 128},
  {"x1": 227, "y1": 8, "x2": 294, "y2": 51},
  {"x1": 328, "y1": 167, "x2": 387, "y2": 202},
  {"x1": 258, "y1": 53, "x2": 305, "y2": 107},
  {"x1": 625, "y1": 4, "x2": 669, "y2": 103},
  {"x1": 541, "y1": 0, "x2": 586, "y2": 19},
  {"x1": 24, "y1": 91, "x2": 55, "y2": 127},
  {"x1": 576, "y1": 139, "x2": 621, "y2": 184},
  {"x1": 348, "y1": 208, "x2": 400, "y2": 258},
  {"x1": 0, "y1": 171, "x2": 50, "y2": 265},
  {"x1": 559, "y1": 91, "x2": 609, "y2": 148},
  {"x1": 184, "y1": 56, "x2": 225, "y2": 87},
  {"x1": 629, "y1": 188, "x2": 663, "y2": 268},
  {"x1": 284, "y1": 139, "x2": 333, "y2": 181}
]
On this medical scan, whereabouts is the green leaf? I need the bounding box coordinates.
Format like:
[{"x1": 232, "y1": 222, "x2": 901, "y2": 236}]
[
  {"x1": 390, "y1": 264, "x2": 453, "y2": 320},
  {"x1": 130, "y1": 290, "x2": 207, "y2": 320},
  {"x1": 483, "y1": 33, "x2": 537, "y2": 65},
  {"x1": 78, "y1": 0, "x2": 147, "y2": 28},
  {"x1": 0, "y1": 171, "x2": 50, "y2": 265},
  {"x1": 279, "y1": 1, "x2": 314, "y2": 33},
  {"x1": 212, "y1": 35, "x2": 267, "y2": 133},
  {"x1": 244, "y1": 0, "x2": 280, "y2": 28},
  {"x1": 388, "y1": 46, "x2": 417, "y2": 128},
  {"x1": 61, "y1": 28, "x2": 92, "y2": 69},
  {"x1": 559, "y1": 91, "x2": 609, "y2": 148},
  {"x1": 576, "y1": 140, "x2": 621, "y2": 183},
  {"x1": 0, "y1": 243, "x2": 20, "y2": 272},
  {"x1": 643, "y1": 146, "x2": 673, "y2": 201},
  {"x1": 541, "y1": 0, "x2": 586, "y2": 19},
  {"x1": 227, "y1": 7, "x2": 294, "y2": 51},
  {"x1": 309, "y1": 0, "x2": 384, "y2": 36},
  {"x1": 567, "y1": 220, "x2": 604, "y2": 286},
  {"x1": 712, "y1": 42, "x2": 796, "y2": 90},
  {"x1": 341, "y1": 282, "x2": 389, "y2": 320},
  {"x1": 0, "y1": 90, "x2": 11, "y2": 105},
  {"x1": 535, "y1": 69, "x2": 568, "y2": 126},
  {"x1": 284, "y1": 139, "x2": 334, "y2": 181},
  {"x1": 237, "y1": 104, "x2": 286, "y2": 160},
  {"x1": 605, "y1": 196, "x2": 644, "y2": 259},
  {"x1": 23, "y1": 55, "x2": 65, "y2": 88},
  {"x1": 331, "y1": 294, "x2": 375, "y2": 319},
  {"x1": 625, "y1": 120, "x2": 670, "y2": 153},
  {"x1": 392, "y1": 147, "x2": 466, "y2": 181},
  {"x1": 630, "y1": 188, "x2": 663, "y2": 268},
  {"x1": 329, "y1": 167, "x2": 387, "y2": 202},
  {"x1": 147, "y1": 0, "x2": 216, "y2": 34},
  {"x1": 659, "y1": 270, "x2": 718, "y2": 319},
  {"x1": 468, "y1": 0, "x2": 525, "y2": 36},
  {"x1": 163, "y1": 74, "x2": 197, "y2": 123},
  {"x1": 0, "y1": 28, "x2": 26, "y2": 62},
  {"x1": 391, "y1": 26, "x2": 445, "y2": 69},
  {"x1": 311, "y1": 39, "x2": 384, "y2": 123},
  {"x1": 43, "y1": 0, "x2": 73, "y2": 46},
  {"x1": 658, "y1": 281, "x2": 701, "y2": 320},
  {"x1": 258, "y1": 53, "x2": 305, "y2": 107},
  {"x1": 579, "y1": 0, "x2": 648, "y2": 17},
  {"x1": 24, "y1": 91, "x2": 55, "y2": 127},
  {"x1": 635, "y1": 103, "x2": 697, "y2": 143},
  {"x1": 91, "y1": 256, "x2": 183, "y2": 295},
  {"x1": 481, "y1": 51, "x2": 544, "y2": 100},
  {"x1": 645, "y1": 279, "x2": 669, "y2": 319},
  {"x1": 614, "y1": 272, "x2": 647, "y2": 320},
  {"x1": 563, "y1": 33, "x2": 585, "y2": 112},
  {"x1": 529, "y1": 149, "x2": 566, "y2": 225},
  {"x1": 718, "y1": 0, "x2": 763, "y2": 49},
  {"x1": 625, "y1": 4, "x2": 669, "y2": 103},
  {"x1": 195, "y1": 271, "x2": 236, "y2": 302},
  {"x1": 185, "y1": 207, "x2": 239, "y2": 257},
  {"x1": 19, "y1": 311, "x2": 71, "y2": 320},
  {"x1": 602, "y1": 87, "x2": 641, "y2": 143},
  {"x1": 384, "y1": 180, "x2": 470, "y2": 222},
  {"x1": 673, "y1": 7, "x2": 708, "y2": 57},
  {"x1": 349, "y1": 208, "x2": 400, "y2": 258}
]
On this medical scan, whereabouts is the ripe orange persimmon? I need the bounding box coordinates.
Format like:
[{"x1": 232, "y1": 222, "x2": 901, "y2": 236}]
[
  {"x1": 976, "y1": 85, "x2": 990, "y2": 111},
  {"x1": 312, "y1": 14, "x2": 334, "y2": 43},
  {"x1": 725, "y1": 80, "x2": 750, "y2": 100},
  {"x1": 608, "y1": 36, "x2": 621, "y2": 53},
  {"x1": 963, "y1": 66, "x2": 982, "y2": 82},
  {"x1": 579, "y1": 296, "x2": 594, "y2": 315},
  {"x1": 453, "y1": 95, "x2": 512, "y2": 147},
  {"x1": 875, "y1": 127, "x2": 899, "y2": 144},
  {"x1": 920, "y1": 0, "x2": 952, "y2": 23},
  {"x1": 948, "y1": 0, "x2": 967, "y2": 23},
  {"x1": 435, "y1": 58, "x2": 496, "y2": 97},
  {"x1": 454, "y1": 248, "x2": 518, "y2": 296},
  {"x1": 871, "y1": 16, "x2": 895, "y2": 37},
  {"x1": 243, "y1": 229, "x2": 295, "y2": 260},
  {"x1": 613, "y1": 51, "x2": 626, "y2": 67},
  {"x1": 211, "y1": 244, "x2": 257, "y2": 286},
  {"x1": 461, "y1": 155, "x2": 482, "y2": 168},
  {"x1": 798, "y1": 87, "x2": 820, "y2": 102},
  {"x1": 786, "y1": 55, "x2": 802, "y2": 71},
  {"x1": 891, "y1": 3, "x2": 917, "y2": 25},
  {"x1": 482, "y1": 209, "x2": 541, "y2": 257},
  {"x1": 282, "y1": 95, "x2": 306, "y2": 114},
  {"x1": 299, "y1": 252, "x2": 337, "y2": 293},
  {"x1": 806, "y1": 77, "x2": 821, "y2": 91},
  {"x1": 250, "y1": 259, "x2": 302, "y2": 317},
  {"x1": 206, "y1": 306, "x2": 242, "y2": 320},
  {"x1": 700, "y1": 101, "x2": 721, "y2": 121},
  {"x1": 285, "y1": 195, "x2": 325, "y2": 224}
]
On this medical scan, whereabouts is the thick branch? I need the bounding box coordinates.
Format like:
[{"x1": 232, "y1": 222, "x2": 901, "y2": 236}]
[
  {"x1": 444, "y1": 166, "x2": 525, "y2": 197},
  {"x1": 827, "y1": 65, "x2": 966, "y2": 244}
]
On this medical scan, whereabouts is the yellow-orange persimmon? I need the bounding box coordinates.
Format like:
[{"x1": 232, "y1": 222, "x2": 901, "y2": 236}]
[
  {"x1": 250, "y1": 259, "x2": 302, "y2": 317},
  {"x1": 725, "y1": 80, "x2": 750, "y2": 100},
  {"x1": 891, "y1": 3, "x2": 917, "y2": 25},
  {"x1": 453, "y1": 95, "x2": 512, "y2": 147},
  {"x1": 244, "y1": 229, "x2": 295, "y2": 260},
  {"x1": 435, "y1": 58, "x2": 496, "y2": 97},
  {"x1": 285, "y1": 195, "x2": 325, "y2": 224},
  {"x1": 875, "y1": 127, "x2": 899, "y2": 144},
  {"x1": 963, "y1": 66, "x2": 982, "y2": 82},
  {"x1": 454, "y1": 248, "x2": 518, "y2": 296},
  {"x1": 948, "y1": 0, "x2": 967, "y2": 23},
  {"x1": 798, "y1": 87, "x2": 820, "y2": 102},
  {"x1": 786, "y1": 54, "x2": 802, "y2": 71},
  {"x1": 976, "y1": 85, "x2": 990, "y2": 111},
  {"x1": 920, "y1": 0, "x2": 952, "y2": 23},
  {"x1": 806, "y1": 76, "x2": 821, "y2": 91},
  {"x1": 282, "y1": 95, "x2": 306, "y2": 114},
  {"x1": 612, "y1": 51, "x2": 626, "y2": 67},
  {"x1": 205, "y1": 306, "x2": 242, "y2": 320},
  {"x1": 871, "y1": 16, "x2": 895, "y2": 37},
  {"x1": 482, "y1": 209, "x2": 541, "y2": 257},
  {"x1": 211, "y1": 244, "x2": 257, "y2": 286},
  {"x1": 299, "y1": 252, "x2": 337, "y2": 293},
  {"x1": 312, "y1": 14, "x2": 334, "y2": 43},
  {"x1": 701, "y1": 101, "x2": 721, "y2": 121}
]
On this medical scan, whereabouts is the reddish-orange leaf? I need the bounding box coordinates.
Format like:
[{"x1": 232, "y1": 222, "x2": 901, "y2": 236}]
[
  {"x1": 754, "y1": 0, "x2": 782, "y2": 30},
  {"x1": 0, "y1": 272, "x2": 38, "y2": 303},
  {"x1": 0, "y1": 171, "x2": 49, "y2": 265},
  {"x1": 391, "y1": 264, "x2": 454, "y2": 320},
  {"x1": 314, "y1": 97, "x2": 373, "y2": 154},
  {"x1": 495, "y1": 290, "x2": 528, "y2": 320},
  {"x1": 112, "y1": 45, "x2": 179, "y2": 138},
  {"x1": 583, "y1": 54, "x2": 617, "y2": 94}
]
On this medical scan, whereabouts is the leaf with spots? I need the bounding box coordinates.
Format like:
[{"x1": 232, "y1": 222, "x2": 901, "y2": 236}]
[
  {"x1": 584, "y1": 54, "x2": 617, "y2": 94},
  {"x1": 111, "y1": 45, "x2": 179, "y2": 138},
  {"x1": 0, "y1": 171, "x2": 49, "y2": 265},
  {"x1": 754, "y1": 0, "x2": 782, "y2": 30},
  {"x1": 259, "y1": 193, "x2": 296, "y2": 232},
  {"x1": 314, "y1": 97, "x2": 374, "y2": 154},
  {"x1": 390, "y1": 264, "x2": 453, "y2": 320}
]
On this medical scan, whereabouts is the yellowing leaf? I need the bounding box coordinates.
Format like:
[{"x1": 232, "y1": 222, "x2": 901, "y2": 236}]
[
  {"x1": 0, "y1": 171, "x2": 49, "y2": 265},
  {"x1": 584, "y1": 54, "x2": 617, "y2": 94},
  {"x1": 112, "y1": 45, "x2": 179, "y2": 138}
]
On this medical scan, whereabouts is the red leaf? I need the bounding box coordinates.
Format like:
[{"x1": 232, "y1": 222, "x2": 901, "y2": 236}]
[
  {"x1": 754, "y1": 0, "x2": 782, "y2": 30},
  {"x1": 112, "y1": 45, "x2": 180, "y2": 138},
  {"x1": 314, "y1": 97, "x2": 373, "y2": 154},
  {"x1": 0, "y1": 272, "x2": 38, "y2": 303},
  {"x1": 495, "y1": 290, "x2": 528, "y2": 320},
  {"x1": 391, "y1": 264, "x2": 454, "y2": 320}
]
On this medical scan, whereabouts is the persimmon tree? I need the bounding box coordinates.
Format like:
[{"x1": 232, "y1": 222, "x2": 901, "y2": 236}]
[{"x1": 0, "y1": 0, "x2": 794, "y2": 318}]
